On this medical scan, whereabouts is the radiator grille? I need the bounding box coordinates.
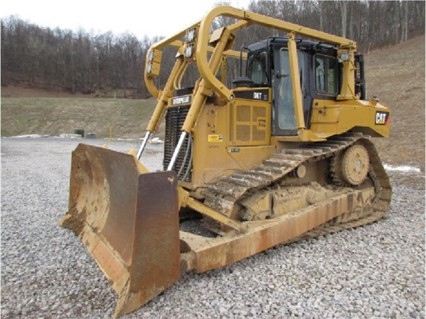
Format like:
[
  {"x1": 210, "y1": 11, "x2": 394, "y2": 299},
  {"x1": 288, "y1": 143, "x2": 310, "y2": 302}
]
[{"x1": 163, "y1": 105, "x2": 192, "y2": 181}]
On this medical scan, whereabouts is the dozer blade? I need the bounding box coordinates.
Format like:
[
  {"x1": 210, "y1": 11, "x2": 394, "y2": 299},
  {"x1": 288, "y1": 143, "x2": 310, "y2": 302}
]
[{"x1": 60, "y1": 144, "x2": 180, "y2": 318}]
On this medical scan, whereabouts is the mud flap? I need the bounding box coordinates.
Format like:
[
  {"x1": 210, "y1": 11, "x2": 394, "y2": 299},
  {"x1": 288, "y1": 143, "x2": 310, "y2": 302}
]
[{"x1": 60, "y1": 144, "x2": 180, "y2": 318}]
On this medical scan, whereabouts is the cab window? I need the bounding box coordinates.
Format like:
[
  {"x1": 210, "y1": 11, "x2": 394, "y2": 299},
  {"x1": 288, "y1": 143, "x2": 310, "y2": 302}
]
[
  {"x1": 315, "y1": 54, "x2": 338, "y2": 96},
  {"x1": 249, "y1": 52, "x2": 268, "y2": 86}
]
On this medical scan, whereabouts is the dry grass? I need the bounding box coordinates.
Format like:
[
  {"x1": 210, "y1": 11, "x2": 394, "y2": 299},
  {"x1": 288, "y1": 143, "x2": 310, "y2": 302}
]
[{"x1": 1, "y1": 96, "x2": 157, "y2": 139}]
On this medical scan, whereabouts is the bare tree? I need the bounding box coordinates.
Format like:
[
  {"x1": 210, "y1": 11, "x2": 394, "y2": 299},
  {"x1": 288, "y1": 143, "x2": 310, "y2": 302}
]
[{"x1": 1, "y1": 1, "x2": 424, "y2": 94}]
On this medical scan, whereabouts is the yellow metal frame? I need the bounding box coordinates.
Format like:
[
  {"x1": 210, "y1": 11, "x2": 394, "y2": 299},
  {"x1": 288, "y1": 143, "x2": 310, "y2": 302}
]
[
  {"x1": 143, "y1": 5, "x2": 358, "y2": 138},
  {"x1": 142, "y1": 4, "x2": 389, "y2": 183},
  {"x1": 195, "y1": 6, "x2": 356, "y2": 102}
]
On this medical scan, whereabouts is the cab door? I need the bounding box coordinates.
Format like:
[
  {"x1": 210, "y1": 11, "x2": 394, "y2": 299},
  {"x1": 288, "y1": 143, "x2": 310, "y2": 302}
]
[{"x1": 273, "y1": 47, "x2": 297, "y2": 136}]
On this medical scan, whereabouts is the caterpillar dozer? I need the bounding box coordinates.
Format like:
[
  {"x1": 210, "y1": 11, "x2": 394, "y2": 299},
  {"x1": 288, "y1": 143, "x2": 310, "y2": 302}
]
[{"x1": 60, "y1": 6, "x2": 391, "y2": 318}]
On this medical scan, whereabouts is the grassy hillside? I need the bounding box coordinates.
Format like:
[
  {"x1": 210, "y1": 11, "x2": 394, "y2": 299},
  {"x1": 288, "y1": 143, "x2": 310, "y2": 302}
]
[
  {"x1": 365, "y1": 35, "x2": 425, "y2": 169},
  {"x1": 1, "y1": 35, "x2": 424, "y2": 168},
  {"x1": 1, "y1": 95, "x2": 158, "y2": 139}
]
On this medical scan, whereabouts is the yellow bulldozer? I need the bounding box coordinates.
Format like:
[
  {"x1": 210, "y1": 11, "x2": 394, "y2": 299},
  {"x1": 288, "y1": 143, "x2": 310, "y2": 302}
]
[{"x1": 61, "y1": 6, "x2": 391, "y2": 318}]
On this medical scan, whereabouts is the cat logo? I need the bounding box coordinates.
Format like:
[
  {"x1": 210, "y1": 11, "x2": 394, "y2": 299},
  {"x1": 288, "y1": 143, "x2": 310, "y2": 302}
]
[{"x1": 375, "y1": 111, "x2": 389, "y2": 125}]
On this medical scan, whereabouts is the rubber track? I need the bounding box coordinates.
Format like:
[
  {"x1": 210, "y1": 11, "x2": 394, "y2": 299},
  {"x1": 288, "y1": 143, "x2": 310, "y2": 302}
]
[{"x1": 203, "y1": 132, "x2": 392, "y2": 233}]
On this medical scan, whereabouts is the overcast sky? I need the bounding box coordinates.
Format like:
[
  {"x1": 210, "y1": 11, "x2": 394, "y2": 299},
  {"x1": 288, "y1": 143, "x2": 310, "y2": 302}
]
[{"x1": 1, "y1": 0, "x2": 251, "y2": 39}]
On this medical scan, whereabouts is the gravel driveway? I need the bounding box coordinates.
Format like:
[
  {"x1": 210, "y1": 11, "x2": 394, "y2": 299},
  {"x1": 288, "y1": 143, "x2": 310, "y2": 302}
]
[{"x1": 1, "y1": 137, "x2": 424, "y2": 318}]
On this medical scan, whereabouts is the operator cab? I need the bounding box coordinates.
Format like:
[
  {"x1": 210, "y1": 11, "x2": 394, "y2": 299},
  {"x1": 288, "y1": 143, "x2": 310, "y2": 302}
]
[{"x1": 243, "y1": 38, "x2": 364, "y2": 136}]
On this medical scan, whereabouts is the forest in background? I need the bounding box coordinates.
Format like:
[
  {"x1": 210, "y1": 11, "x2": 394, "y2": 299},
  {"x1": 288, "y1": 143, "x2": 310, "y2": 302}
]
[{"x1": 1, "y1": 0, "x2": 424, "y2": 97}]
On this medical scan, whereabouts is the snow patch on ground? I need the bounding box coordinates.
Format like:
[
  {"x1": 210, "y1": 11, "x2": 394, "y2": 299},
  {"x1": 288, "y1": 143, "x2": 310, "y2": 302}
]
[
  {"x1": 9, "y1": 134, "x2": 49, "y2": 138},
  {"x1": 384, "y1": 164, "x2": 422, "y2": 174},
  {"x1": 149, "y1": 137, "x2": 163, "y2": 144},
  {"x1": 58, "y1": 133, "x2": 83, "y2": 139}
]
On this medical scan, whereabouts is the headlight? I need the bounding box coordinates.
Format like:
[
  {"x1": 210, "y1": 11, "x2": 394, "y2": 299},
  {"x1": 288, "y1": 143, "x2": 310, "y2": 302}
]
[
  {"x1": 144, "y1": 49, "x2": 162, "y2": 76},
  {"x1": 185, "y1": 28, "x2": 196, "y2": 43},
  {"x1": 184, "y1": 45, "x2": 194, "y2": 58},
  {"x1": 338, "y1": 51, "x2": 350, "y2": 62},
  {"x1": 147, "y1": 50, "x2": 154, "y2": 62},
  {"x1": 146, "y1": 62, "x2": 153, "y2": 74}
]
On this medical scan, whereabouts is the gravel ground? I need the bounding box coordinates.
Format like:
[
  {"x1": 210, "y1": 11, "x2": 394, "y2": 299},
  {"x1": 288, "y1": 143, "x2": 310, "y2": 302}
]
[{"x1": 1, "y1": 137, "x2": 425, "y2": 318}]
